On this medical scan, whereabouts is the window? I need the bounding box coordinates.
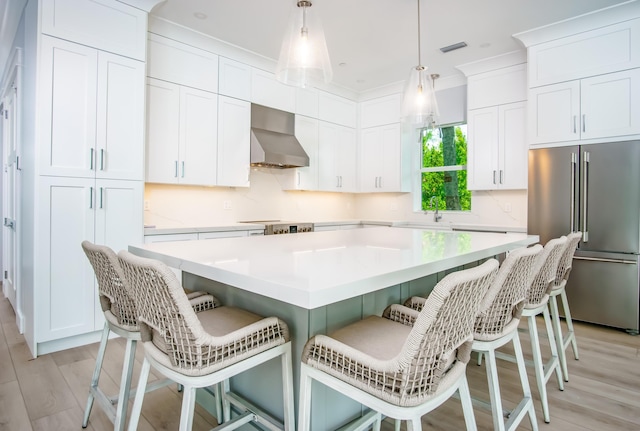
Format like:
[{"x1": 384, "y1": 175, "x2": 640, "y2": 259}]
[{"x1": 420, "y1": 124, "x2": 471, "y2": 211}]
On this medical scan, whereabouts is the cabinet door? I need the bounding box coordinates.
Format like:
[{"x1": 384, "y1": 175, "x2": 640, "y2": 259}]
[
  {"x1": 179, "y1": 87, "x2": 218, "y2": 186},
  {"x1": 40, "y1": 36, "x2": 97, "y2": 178},
  {"x1": 251, "y1": 68, "x2": 296, "y2": 113},
  {"x1": 318, "y1": 91, "x2": 357, "y2": 128},
  {"x1": 529, "y1": 81, "x2": 580, "y2": 145},
  {"x1": 499, "y1": 102, "x2": 527, "y2": 189},
  {"x1": 146, "y1": 79, "x2": 180, "y2": 183},
  {"x1": 378, "y1": 124, "x2": 401, "y2": 192},
  {"x1": 318, "y1": 122, "x2": 340, "y2": 191},
  {"x1": 580, "y1": 68, "x2": 640, "y2": 140},
  {"x1": 287, "y1": 115, "x2": 319, "y2": 190},
  {"x1": 218, "y1": 57, "x2": 251, "y2": 101},
  {"x1": 359, "y1": 127, "x2": 382, "y2": 192},
  {"x1": 217, "y1": 96, "x2": 250, "y2": 187},
  {"x1": 336, "y1": 126, "x2": 357, "y2": 192},
  {"x1": 38, "y1": 177, "x2": 95, "y2": 341},
  {"x1": 96, "y1": 52, "x2": 145, "y2": 181},
  {"x1": 467, "y1": 107, "x2": 499, "y2": 190},
  {"x1": 360, "y1": 94, "x2": 401, "y2": 128},
  {"x1": 93, "y1": 179, "x2": 144, "y2": 250}
]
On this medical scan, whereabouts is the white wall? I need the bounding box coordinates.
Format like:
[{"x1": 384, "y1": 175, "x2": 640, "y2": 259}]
[{"x1": 144, "y1": 168, "x2": 357, "y2": 227}]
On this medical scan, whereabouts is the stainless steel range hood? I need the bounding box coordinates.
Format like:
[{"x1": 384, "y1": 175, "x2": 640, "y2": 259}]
[{"x1": 250, "y1": 104, "x2": 309, "y2": 168}]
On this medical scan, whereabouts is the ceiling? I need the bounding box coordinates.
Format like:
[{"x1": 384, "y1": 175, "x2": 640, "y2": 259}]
[{"x1": 150, "y1": 0, "x2": 630, "y2": 92}]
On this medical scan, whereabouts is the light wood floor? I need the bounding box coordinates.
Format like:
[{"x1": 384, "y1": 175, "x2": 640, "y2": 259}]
[{"x1": 1, "y1": 290, "x2": 639, "y2": 431}]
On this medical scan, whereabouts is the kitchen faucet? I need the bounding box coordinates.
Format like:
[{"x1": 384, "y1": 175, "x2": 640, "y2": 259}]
[{"x1": 430, "y1": 196, "x2": 442, "y2": 222}]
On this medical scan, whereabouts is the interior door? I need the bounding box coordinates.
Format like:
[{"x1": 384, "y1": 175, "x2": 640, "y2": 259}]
[
  {"x1": 2, "y1": 87, "x2": 19, "y2": 320},
  {"x1": 580, "y1": 141, "x2": 640, "y2": 253}
]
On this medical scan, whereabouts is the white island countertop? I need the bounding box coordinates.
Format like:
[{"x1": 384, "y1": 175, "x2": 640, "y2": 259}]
[{"x1": 129, "y1": 227, "x2": 538, "y2": 309}]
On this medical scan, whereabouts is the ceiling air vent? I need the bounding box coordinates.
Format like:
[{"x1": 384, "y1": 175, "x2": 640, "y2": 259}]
[{"x1": 440, "y1": 42, "x2": 467, "y2": 53}]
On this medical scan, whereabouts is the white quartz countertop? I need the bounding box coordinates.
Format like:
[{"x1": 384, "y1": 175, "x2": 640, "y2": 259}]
[
  {"x1": 130, "y1": 227, "x2": 538, "y2": 309},
  {"x1": 144, "y1": 222, "x2": 266, "y2": 236}
]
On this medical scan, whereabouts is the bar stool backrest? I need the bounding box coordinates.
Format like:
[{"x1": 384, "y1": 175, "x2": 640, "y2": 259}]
[
  {"x1": 400, "y1": 259, "x2": 498, "y2": 401},
  {"x1": 474, "y1": 245, "x2": 544, "y2": 340},
  {"x1": 81, "y1": 240, "x2": 138, "y2": 330},
  {"x1": 555, "y1": 232, "x2": 582, "y2": 286},
  {"x1": 527, "y1": 236, "x2": 567, "y2": 307}
]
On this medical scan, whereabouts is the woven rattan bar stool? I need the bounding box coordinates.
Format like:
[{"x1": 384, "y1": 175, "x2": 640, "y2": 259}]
[
  {"x1": 118, "y1": 250, "x2": 295, "y2": 431},
  {"x1": 406, "y1": 245, "x2": 543, "y2": 431},
  {"x1": 298, "y1": 259, "x2": 499, "y2": 431},
  {"x1": 494, "y1": 236, "x2": 567, "y2": 424},
  {"x1": 81, "y1": 241, "x2": 220, "y2": 431},
  {"x1": 548, "y1": 232, "x2": 582, "y2": 382}
]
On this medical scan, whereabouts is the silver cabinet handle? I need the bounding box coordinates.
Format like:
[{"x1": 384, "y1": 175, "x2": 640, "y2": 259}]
[
  {"x1": 582, "y1": 114, "x2": 586, "y2": 133},
  {"x1": 492, "y1": 170, "x2": 497, "y2": 184},
  {"x1": 174, "y1": 161, "x2": 178, "y2": 178},
  {"x1": 583, "y1": 151, "x2": 590, "y2": 242},
  {"x1": 336, "y1": 176, "x2": 340, "y2": 188},
  {"x1": 573, "y1": 256, "x2": 637, "y2": 264},
  {"x1": 99, "y1": 187, "x2": 103, "y2": 209},
  {"x1": 181, "y1": 161, "x2": 185, "y2": 178},
  {"x1": 570, "y1": 152, "x2": 577, "y2": 232},
  {"x1": 90, "y1": 148, "x2": 94, "y2": 170},
  {"x1": 499, "y1": 170, "x2": 503, "y2": 184},
  {"x1": 573, "y1": 115, "x2": 577, "y2": 134},
  {"x1": 100, "y1": 149, "x2": 104, "y2": 171},
  {"x1": 379, "y1": 176, "x2": 382, "y2": 188},
  {"x1": 89, "y1": 187, "x2": 94, "y2": 209}
]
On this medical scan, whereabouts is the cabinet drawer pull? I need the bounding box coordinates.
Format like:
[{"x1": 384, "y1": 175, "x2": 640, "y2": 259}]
[
  {"x1": 492, "y1": 170, "x2": 497, "y2": 184},
  {"x1": 582, "y1": 114, "x2": 586, "y2": 133},
  {"x1": 90, "y1": 148, "x2": 94, "y2": 170},
  {"x1": 174, "y1": 161, "x2": 178, "y2": 178},
  {"x1": 181, "y1": 161, "x2": 185, "y2": 178},
  {"x1": 100, "y1": 149, "x2": 105, "y2": 171},
  {"x1": 573, "y1": 115, "x2": 577, "y2": 134},
  {"x1": 499, "y1": 170, "x2": 503, "y2": 184},
  {"x1": 89, "y1": 187, "x2": 93, "y2": 209},
  {"x1": 99, "y1": 187, "x2": 103, "y2": 209}
]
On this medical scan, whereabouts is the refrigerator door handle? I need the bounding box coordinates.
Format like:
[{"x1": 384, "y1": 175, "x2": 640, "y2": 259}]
[
  {"x1": 570, "y1": 152, "x2": 577, "y2": 232},
  {"x1": 583, "y1": 151, "x2": 590, "y2": 242},
  {"x1": 573, "y1": 256, "x2": 637, "y2": 265}
]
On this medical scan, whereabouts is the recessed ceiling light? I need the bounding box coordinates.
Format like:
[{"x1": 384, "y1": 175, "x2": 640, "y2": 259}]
[
  {"x1": 480, "y1": 42, "x2": 491, "y2": 48},
  {"x1": 339, "y1": 62, "x2": 347, "y2": 67},
  {"x1": 193, "y1": 12, "x2": 207, "y2": 19},
  {"x1": 440, "y1": 41, "x2": 468, "y2": 53},
  {"x1": 356, "y1": 79, "x2": 365, "y2": 84}
]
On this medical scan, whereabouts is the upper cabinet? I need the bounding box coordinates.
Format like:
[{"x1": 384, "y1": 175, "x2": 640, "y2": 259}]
[
  {"x1": 251, "y1": 68, "x2": 296, "y2": 112},
  {"x1": 526, "y1": 18, "x2": 640, "y2": 88},
  {"x1": 318, "y1": 121, "x2": 357, "y2": 192},
  {"x1": 147, "y1": 34, "x2": 218, "y2": 93},
  {"x1": 359, "y1": 124, "x2": 403, "y2": 192},
  {"x1": 359, "y1": 94, "x2": 402, "y2": 128},
  {"x1": 146, "y1": 79, "x2": 218, "y2": 186},
  {"x1": 459, "y1": 58, "x2": 528, "y2": 191},
  {"x1": 39, "y1": 35, "x2": 145, "y2": 181},
  {"x1": 318, "y1": 91, "x2": 357, "y2": 128},
  {"x1": 296, "y1": 87, "x2": 319, "y2": 118},
  {"x1": 217, "y1": 96, "x2": 251, "y2": 187},
  {"x1": 218, "y1": 57, "x2": 251, "y2": 101},
  {"x1": 515, "y1": 12, "x2": 640, "y2": 147},
  {"x1": 530, "y1": 68, "x2": 640, "y2": 145},
  {"x1": 40, "y1": 0, "x2": 147, "y2": 60},
  {"x1": 283, "y1": 115, "x2": 320, "y2": 191}
]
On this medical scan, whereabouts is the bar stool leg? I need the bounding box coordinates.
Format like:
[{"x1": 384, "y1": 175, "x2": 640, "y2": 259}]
[
  {"x1": 297, "y1": 365, "x2": 313, "y2": 431},
  {"x1": 459, "y1": 375, "x2": 478, "y2": 431},
  {"x1": 127, "y1": 358, "x2": 150, "y2": 431},
  {"x1": 549, "y1": 294, "x2": 569, "y2": 382},
  {"x1": 114, "y1": 338, "x2": 137, "y2": 431},
  {"x1": 83, "y1": 323, "x2": 110, "y2": 428},
  {"x1": 528, "y1": 315, "x2": 550, "y2": 423},
  {"x1": 178, "y1": 386, "x2": 197, "y2": 431},
  {"x1": 543, "y1": 307, "x2": 564, "y2": 391},
  {"x1": 484, "y1": 348, "x2": 506, "y2": 431},
  {"x1": 560, "y1": 290, "x2": 579, "y2": 360},
  {"x1": 513, "y1": 331, "x2": 538, "y2": 431},
  {"x1": 281, "y1": 345, "x2": 295, "y2": 431}
]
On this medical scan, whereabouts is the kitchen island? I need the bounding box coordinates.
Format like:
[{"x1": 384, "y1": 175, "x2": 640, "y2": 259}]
[{"x1": 129, "y1": 227, "x2": 538, "y2": 430}]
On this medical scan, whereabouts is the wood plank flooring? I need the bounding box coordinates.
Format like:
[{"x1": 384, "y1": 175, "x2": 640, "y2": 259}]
[{"x1": 0, "y1": 290, "x2": 638, "y2": 430}]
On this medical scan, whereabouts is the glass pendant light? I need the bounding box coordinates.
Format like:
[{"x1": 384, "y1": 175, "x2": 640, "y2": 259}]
[
  {"x1": 276, "y1": 1, "x2": 333, "y2": 88},
  {"x1": 402, "y1": 0, "x2": 439, "y2": 127}
]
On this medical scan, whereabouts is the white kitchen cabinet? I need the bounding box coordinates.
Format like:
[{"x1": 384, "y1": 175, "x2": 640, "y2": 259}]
[
  {"x1": 251, "y1": 68, "x2": 296, "y2": 113},
  {"x1": 468, "y1": 102, "x2": 527, "y2": 190},
  {"x1": 296, "y1": 87, "x2": 319, "y2": 118},
  {"x1": 526, "y1": 18, "x2": 640, "y2": 88},
  {"x1": 318, "y1": 121, "x2": 357, "y2": 192},
  {"x1": 40, "y1": 0, "x2": 147, "y2": 61},
  {"x1": 218, "y1": 57, "x2": 251, "y2": 101},
  {"x1": 359, "y1": 124, "x2": 402, "y2": 192},
  {"x1": 360, "y1": 94, "x2": 402, "y2": 128},
  {"x1": 284, "y1": 115, "x2": 319, "y2": 191},
  {"x1": 147, "y1": 33, "x2": 218, "y2": 93},
  {"x1": 530, "y1": 68, "x2": 640, "y2": 145},
  {"x1": 37, "y1": 176, "x2": 143, "y2": 342},
  {"x1": 146, "y1": 78, "x2": 219, "y2": 186},
  {"x1": 318, "y1": 91, "x2": 357, "y2": 128},
  {"x1": 40, "y1": 36, "x2": 145, "y2": 181},
  {"x1": 217, "y1": 96, "x2": 251, "y2": 187}
]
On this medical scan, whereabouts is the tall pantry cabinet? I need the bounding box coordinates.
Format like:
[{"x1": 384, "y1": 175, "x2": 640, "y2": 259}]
[{"x1": 32, "y1": 0, "x2": 150, "y2": 354}]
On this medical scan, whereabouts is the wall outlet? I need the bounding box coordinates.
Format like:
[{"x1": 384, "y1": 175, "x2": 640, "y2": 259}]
[
  {"x1": 223, "y1": 201, "x2": 232, "y2": 210},
  {"x1": 504, "y1": 203, "x2": 512, "y2": 213},
  {"x1": 144, "y1": 200, "x2": 150, "y2": 211}
]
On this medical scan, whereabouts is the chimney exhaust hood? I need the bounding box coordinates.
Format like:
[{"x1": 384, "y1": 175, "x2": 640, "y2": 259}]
[{"x1": 250, "y1": 104, "x2": 309, "y2": 169}]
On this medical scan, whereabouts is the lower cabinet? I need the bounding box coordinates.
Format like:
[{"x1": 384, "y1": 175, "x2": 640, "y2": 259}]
[{"x1": 37, "y1": 176, "x2": 143, "y2": 342}]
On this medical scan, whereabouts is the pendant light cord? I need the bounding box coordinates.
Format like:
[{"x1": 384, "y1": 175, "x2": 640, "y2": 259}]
[{"x1": 417, "y1": 0, "x2": 422, "y2": 67}]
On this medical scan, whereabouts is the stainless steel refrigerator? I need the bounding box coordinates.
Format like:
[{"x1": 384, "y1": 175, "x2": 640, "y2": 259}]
[{"x1": 528, "y1": 140, "x2": 640, "y2": 334}]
